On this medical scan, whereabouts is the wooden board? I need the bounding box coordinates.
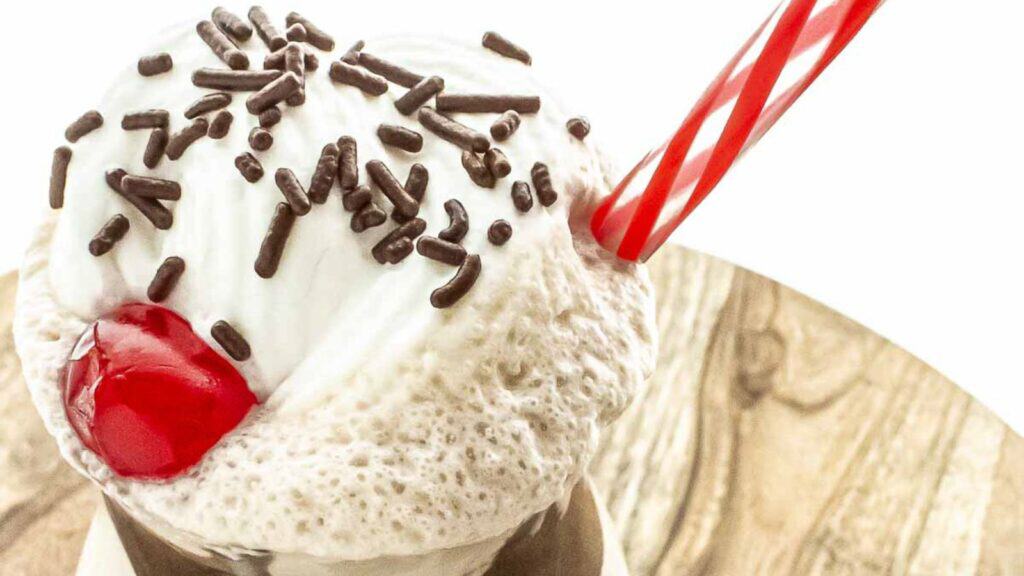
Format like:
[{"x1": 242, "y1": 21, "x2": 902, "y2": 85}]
[{"x1": 1, "y1": 246, "x2": 1021, "y2": 575}]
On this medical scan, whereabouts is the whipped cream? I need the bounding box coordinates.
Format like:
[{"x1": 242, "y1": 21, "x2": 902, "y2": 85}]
[{"x1": 15, "y1": 9, "x2": 657, "y2": 565}]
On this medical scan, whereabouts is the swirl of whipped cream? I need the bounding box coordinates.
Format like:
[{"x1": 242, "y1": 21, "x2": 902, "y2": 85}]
[{"x1": 15, "y1": 13, "x2": 656, "y2": 566}]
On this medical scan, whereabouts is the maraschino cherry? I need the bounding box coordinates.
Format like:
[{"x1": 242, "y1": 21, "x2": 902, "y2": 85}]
[{"x1": 62, "y1": 303, "x2": 257, "y2": 479}]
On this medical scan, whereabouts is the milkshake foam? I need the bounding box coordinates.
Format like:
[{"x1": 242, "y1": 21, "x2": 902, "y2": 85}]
[{"x1": 15, "y1": 8, "x2": 656, "y2": 573}]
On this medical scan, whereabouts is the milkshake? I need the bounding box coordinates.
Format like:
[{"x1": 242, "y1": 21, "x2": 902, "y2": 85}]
[{"x1": 16, "y1": 7, "x2": 656, "y2": 574}]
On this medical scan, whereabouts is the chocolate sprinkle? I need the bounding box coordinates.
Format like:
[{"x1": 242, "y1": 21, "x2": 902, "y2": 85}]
[
  {"x1": 249, "y1": 127, "x2": 274, "y2": 151},
  {"x1": 65, "y1": 111, "x2": 103, "y2": 143},
  {"x1": 351, "y1": 201, "x2": 387, "y2": 232},
  {"x1": 382, "y1": 237, "x2": 415, "y2": 264},
  {"x1": 147, "y1": 256, "x2": 186, "y2": 302},
  {"x1": 395, "y1": 76, "x2": 445, "y2": 116},
  {"x1": 405, "y1": 163, "x2": 429, "y2": 202},
  {"x1": 235, "y1": 152, "x2": 264, "y2": 183},
  {"x1": 430, "y1": 254, "x2": 481, "y2": 309},
  {"x1": 196, "y1": 20, "x2": 249, "y2": 70},
  {"x1": 166, "y1": 118, "x2": 209, "y2": 161},
  {"x1": 391, "y1": 211, "x2": 413, "y2": 225},
  {"x1": 337, "y1": 136, "x2": 359, "y2": 189},
  {"x1": 248, "y1": 6, "x2": 287, "y2": 51},
  {"x1": 342, "y1": 185, "x2": 371, "y2": 212},
  {"x1": 356, "y1": 52, "x2": 424, "y2": 88},
  {"x1": 285, "y1": 11, "x2": 335, "y2": 51},
  {"x1": 208, "y1": 110, "x2": 234, "y2": 139},
  {"x1": 283, "y1": 44, "x2": 306, "y2": 107},
  {"x1": 306, "y1": 51, "x2": 321, "y2": 72},
  {"x1": 462, "y1": 151, "x2": 495, "y2": 188},
  {"x1": 439, "y1": 199, "x2": 469, "y2": 243},
  {"x1": 212, "y1": 7, "x2": 252, "y2": 42},
  {"x1": 264, "y1": 45, "x2": 319, "y2": 71},
  {"x1": 49, "y1": 146, "x2": 71, "y2": 209},
  {"x1": 329, "y1": 61, "x2": 388, "y2": 96},
  {"x1": 567, "y1": 117, "x2": 590, "y2": 140},
  {"x1": 366, "y1": 160, "x2": 419, "y2": 219},
  {"x1": 122, "y1": 110, "x2": 169, "y2": 130},
  {"x1": 246, "y1": 72, "x2": 301, "y2": 113},
  {"x1": 105, "y1": 169, "x2": 173, "y2": 230},
  {"x1": 285, "y1": 23, "x2": 307, "y2": 43},
  {"x1": 193, "y1": 68, "x2": 282, "y2": 91},
  {"x1": 485, "y1": 148, "x2": 511, "y2": 179},
  {"x1": 284, "y1": 44, "x2": 305, "y2": 78},
  {"x1": 88, "y1": 214, "x2": 130, "y2": 257},
  {"x1": 308, "y1": 143, "x2": 339, "y2": 204},
  {"x1": 482, "y1": 32, "x2": 532, "y2": 65},
  {"x1": 511, "y1": 180, "x2": 533, "y2": 212},
  {"x1": 418, "y1": 107, "x2": 490, "y2": 153},
  {"x1": 122, "y1": 175, "x2": 181, "y2": 200},
  {"x1": 255, "y1": 202, "x2": 296, "y2": 278},
  {"x1": 211, "y1": 320, "x2": 251, "y2": 361},
  {"x1": 371, "y1": 218, "x2": 427, "y2": 264},
  {"x1": 341, "y1": 40, "x2": 365, "y2": 65},
  {"x1": 417, "y1": 236, "x2": 467, "y2": 266},
  {"x1": 275, "y1": 168, "x2": 311, "y2": 215},
  {"x1": 259, "y1": 106, "x2": 282, "y2": 128},
  {"x1": 490, "y1": 111, "x2": 521, "y2": 141},
  {"x1": 104, "y1": 169, "x2": 125, "y2": 191},
  {"x1": 286, "y1": 91, "x2": 305, "y2": 108},
  {"x1": 143, "y1": 128, "x2": 169, "y2": 168},
  {"x1": 184, "y1": 93, "x2": 232, "y2": 119},
  {"x1": 531, "y1": 162, "x2": 558, "y2": 206},
  {"x1": 377, "y1": 124, "x2": 423, "y2": 153},
  {"x1": 138, "y1": 53, "x2": 173, "y2": 77},
  {"x1": 436, "y1": 94, "x2": 541, "y2": 114},
  {"x1": 488, "y1": 220, "x2": 513, "y2": 245}
]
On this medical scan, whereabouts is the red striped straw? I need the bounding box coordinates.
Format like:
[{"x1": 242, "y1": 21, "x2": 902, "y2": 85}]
[{"x1": 590, "y1": 0, "x2": 885, "y2": 262}]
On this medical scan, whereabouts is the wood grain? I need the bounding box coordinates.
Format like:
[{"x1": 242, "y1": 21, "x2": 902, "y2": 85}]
[
  {"x1": 0, "y1": 270, "x2": 91, "y2": 576},
  {"x1": 1, "y1": 246, "x2": 1021, "y2": 575}
]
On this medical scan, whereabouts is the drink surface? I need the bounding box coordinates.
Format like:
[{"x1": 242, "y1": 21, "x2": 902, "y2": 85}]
[{"x1": 15, "y1": 8, "x2": 657, "y2": 566}]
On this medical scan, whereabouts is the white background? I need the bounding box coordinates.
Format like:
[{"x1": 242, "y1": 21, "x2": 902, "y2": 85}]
[{"x1": 2, "y1": 1, "x2": 1021, "y2": 433}]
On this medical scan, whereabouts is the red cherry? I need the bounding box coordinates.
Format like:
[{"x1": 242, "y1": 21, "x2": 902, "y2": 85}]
[{"x1": 62, "y1": 303, "x2": 257, "y2": 479}]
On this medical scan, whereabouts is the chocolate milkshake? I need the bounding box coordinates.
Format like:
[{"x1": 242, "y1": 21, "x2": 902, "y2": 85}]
[{"x1": 16, "y1": 7, "x2": 656, "y2": 575}]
